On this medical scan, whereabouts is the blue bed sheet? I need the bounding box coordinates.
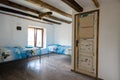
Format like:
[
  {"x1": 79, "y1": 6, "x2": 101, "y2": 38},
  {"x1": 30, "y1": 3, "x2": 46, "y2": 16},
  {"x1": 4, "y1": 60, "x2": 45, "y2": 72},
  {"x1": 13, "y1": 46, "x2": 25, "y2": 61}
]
[
  {"x1": 47, "y1": 44, "x2": 71, "y2": 54},
  {"x1": 0, "y1": 47, "x2": 41, "y2": 63}
]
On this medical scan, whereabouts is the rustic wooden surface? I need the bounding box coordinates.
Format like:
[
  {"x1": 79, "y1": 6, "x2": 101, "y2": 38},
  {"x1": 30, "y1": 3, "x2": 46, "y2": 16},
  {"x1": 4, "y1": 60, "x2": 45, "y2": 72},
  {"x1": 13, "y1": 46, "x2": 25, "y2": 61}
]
[{"x1": 0, "y1": 53, "x2": 95, "y2": 80}]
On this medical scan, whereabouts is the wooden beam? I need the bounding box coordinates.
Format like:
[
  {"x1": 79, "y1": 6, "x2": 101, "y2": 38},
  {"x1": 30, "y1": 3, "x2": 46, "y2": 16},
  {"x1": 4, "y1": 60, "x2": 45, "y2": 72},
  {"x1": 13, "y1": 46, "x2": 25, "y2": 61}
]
[
  {"x1": 92, "y1": 0, "x2": 100, "y2": 8},
  {"x1": 0, "y1": 7, "x2": 61, "y2": 25},
  {"x1": 0, "y1": 0, "x2": 39, "y2": 14},
  {"x1": 0, "y1": 12, "x2": 52, "y2": 25},
  {"x1": 26, "y1": 0, "x2": 72, "y2": 18},
  {"x1": 61, "y1": 0, "x2": 83, "y2": 12},
  {"x1": 0, "y1": 0, "x2": 72, "y2": 24},
  {"x1": 39, "y1": 12, "x2": 52, "y2": 18}
]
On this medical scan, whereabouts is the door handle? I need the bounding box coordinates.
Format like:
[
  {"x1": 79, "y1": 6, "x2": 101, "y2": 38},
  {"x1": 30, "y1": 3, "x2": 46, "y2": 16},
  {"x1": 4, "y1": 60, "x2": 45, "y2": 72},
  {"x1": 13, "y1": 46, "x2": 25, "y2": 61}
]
[{"x1": 76, "y1": 40, "x2": 79, "y2": 47}]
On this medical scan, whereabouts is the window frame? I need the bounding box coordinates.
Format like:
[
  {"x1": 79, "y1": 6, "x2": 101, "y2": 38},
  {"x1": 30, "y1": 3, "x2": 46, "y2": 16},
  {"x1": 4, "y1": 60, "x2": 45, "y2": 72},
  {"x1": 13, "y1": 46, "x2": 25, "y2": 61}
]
[{"x1": 28, "y1": 27, "x2": 44, "y2": 48}]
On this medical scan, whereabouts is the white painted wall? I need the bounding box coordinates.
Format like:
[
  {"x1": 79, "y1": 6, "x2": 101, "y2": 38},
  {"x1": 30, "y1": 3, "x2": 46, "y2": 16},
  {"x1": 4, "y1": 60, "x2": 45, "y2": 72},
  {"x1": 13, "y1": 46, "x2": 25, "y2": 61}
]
[
  {"x1": 0, "y1": 13, "x2": 54, "y2": 48},
  {"x1": 72, "y1": 1, "x2": 120, "y2": 80},
  {"x1": 98, "y1": 1, "x2": 120, "y2": 80},
  {"x1": 54, "y1": 23, "x2": 72, "y2": 46}
]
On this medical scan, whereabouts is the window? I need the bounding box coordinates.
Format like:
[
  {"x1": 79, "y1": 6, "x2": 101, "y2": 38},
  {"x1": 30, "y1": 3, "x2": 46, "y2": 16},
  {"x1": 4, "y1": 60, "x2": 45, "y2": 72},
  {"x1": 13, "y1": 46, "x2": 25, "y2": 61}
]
[{"x1": 28, "y1": 27, "x2": 43, "y2": 47}]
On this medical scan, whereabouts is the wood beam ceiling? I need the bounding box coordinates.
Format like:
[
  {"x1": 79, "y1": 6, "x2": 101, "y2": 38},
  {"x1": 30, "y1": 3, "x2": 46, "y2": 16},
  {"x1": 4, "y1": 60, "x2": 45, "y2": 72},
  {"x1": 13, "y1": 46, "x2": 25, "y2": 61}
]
[
  {"x1": 0, "y1": 0, "x2": 39, "y2": 14},
  {"x1": 61, "y1": 0, "x2": 83, "y2": 12},
  {"x1": 26, "y1": 0, "x2": 72, "y2": 18},
  {"x1": 0, "y1": 0, "x2": 72, "y2": 24},
  {"x1": 0, "y1": 12, "x2": 51, "y2": 24},
  {"x1": 0, "y1": 6, "x2": 61, "y2": 25},
  {"x1": 39, "y1": 12, "x2": 52, "y2": 18},
  {"x1": 92, "y1": 0, "x2": 100, "y2": 8}
]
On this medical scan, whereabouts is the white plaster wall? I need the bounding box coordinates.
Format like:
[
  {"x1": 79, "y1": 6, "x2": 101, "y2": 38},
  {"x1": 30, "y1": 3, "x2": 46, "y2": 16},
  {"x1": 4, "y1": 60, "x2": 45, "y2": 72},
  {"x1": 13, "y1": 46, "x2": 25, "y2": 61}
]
[
  {"x1": 54, "y1": 23, "x2": 72, "y2": 46},
  {"x1": 98, "y1": 1, "x2": 120, "y2": 80},
  {"x1": 0, "y1": 15, "x2": 13, "y2": 46},
  {"x1": 72, "y1": 1, "x2": 120, "y2": 80},
  {"x1": 0, "y1": 13, "x2": 54, "y2": 48}
]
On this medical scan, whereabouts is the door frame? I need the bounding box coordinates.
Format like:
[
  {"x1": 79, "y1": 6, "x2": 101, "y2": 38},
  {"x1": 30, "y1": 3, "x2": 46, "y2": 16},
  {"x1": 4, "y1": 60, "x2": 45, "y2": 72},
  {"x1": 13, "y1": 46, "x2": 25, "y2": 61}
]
[{"x1": 73, "y1": 9, "x2": 100, "y2": 79}]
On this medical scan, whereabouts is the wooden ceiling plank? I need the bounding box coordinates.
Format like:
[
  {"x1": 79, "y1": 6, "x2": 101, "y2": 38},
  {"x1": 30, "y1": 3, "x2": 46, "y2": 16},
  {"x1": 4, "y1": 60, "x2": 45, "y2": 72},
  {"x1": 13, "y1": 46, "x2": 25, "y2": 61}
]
[
  {"x1": 26, "y1": 0, "x2": 72, "y2": 18},
  {"x1": 61, "y1": 0, "x2": 83, "y2": 12},
  {"x1": 92, "y1": 0, "x2": 100, "y2": 8},
  {"x1": 0, "y1": 0, "x2": 71, "y2": 24},
  {"x1": 0, "y1": 6, "x2": 61, "y2": 25}
]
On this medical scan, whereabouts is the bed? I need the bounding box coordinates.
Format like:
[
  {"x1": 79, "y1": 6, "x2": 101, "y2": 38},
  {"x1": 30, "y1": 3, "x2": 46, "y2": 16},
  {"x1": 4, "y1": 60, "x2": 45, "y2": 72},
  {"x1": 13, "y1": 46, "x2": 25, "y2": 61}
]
[
  {"x1": 0, "y1": 47, "x2": 41, "y2": 63},
  {"x1": 47, "y1": 44, "x2": 72, "y2": 55}
]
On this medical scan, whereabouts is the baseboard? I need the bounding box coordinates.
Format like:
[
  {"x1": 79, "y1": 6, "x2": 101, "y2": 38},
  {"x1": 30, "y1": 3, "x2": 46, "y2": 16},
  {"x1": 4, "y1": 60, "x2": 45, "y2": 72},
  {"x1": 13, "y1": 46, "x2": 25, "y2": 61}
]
[{"x1": 71, "y1": 69, "x2": 104, "y2": 80}]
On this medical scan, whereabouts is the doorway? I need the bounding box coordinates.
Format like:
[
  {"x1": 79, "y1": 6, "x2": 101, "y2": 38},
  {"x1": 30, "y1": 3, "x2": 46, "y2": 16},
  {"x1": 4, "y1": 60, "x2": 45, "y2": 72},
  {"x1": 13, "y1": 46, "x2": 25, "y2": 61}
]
[{"x1": 73, "y1": 10, "x2": 99, "y2": 79}]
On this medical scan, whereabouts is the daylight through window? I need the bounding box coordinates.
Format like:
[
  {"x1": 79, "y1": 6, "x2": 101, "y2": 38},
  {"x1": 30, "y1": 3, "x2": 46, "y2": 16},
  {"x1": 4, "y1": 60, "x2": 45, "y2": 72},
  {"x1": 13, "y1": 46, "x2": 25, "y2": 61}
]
[{"x1": 28, "y1": 27, "x2": 43, "y2": 47}]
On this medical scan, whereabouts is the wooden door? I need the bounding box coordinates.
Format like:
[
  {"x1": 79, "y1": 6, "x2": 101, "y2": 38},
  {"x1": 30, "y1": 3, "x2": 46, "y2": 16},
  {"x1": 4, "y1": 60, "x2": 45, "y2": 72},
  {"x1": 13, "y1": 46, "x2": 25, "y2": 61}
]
[{"x1": 74, "y1": 10, "x2": 99, "y2": 79}]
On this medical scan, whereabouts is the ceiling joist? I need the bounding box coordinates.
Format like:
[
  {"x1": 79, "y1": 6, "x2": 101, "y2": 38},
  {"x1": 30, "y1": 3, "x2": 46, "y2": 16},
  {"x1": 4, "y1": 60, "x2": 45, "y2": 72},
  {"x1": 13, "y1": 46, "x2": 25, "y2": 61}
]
[
  {"x1": 26, "y1": 0, "x2": 72, "y2": 18},
  {"x1": 0, "y1": 6, "x2": 61, "y2": 25},
  {"x1": 92, "y1": 0, "x2": 100, "y2": 8},
  {"x1": 61, "y1": 0, "x2": 83, "y2": 12},
  {"x1": 0, "y1": 0, "x2": 72, "y2": 24},
  {"x1": 0, "y1": 0, "x2": 39, "y2": 14},
  {"x1": 39, "y1": 12, "x2": 52, "y2": 18}
]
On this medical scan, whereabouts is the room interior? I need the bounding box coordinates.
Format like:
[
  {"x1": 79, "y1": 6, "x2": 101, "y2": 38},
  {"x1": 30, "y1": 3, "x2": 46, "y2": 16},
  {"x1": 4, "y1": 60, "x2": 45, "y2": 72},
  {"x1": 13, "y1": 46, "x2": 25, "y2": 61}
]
[{"x1": 0, "y1": 0, "x2": 120, "y2": 80}]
